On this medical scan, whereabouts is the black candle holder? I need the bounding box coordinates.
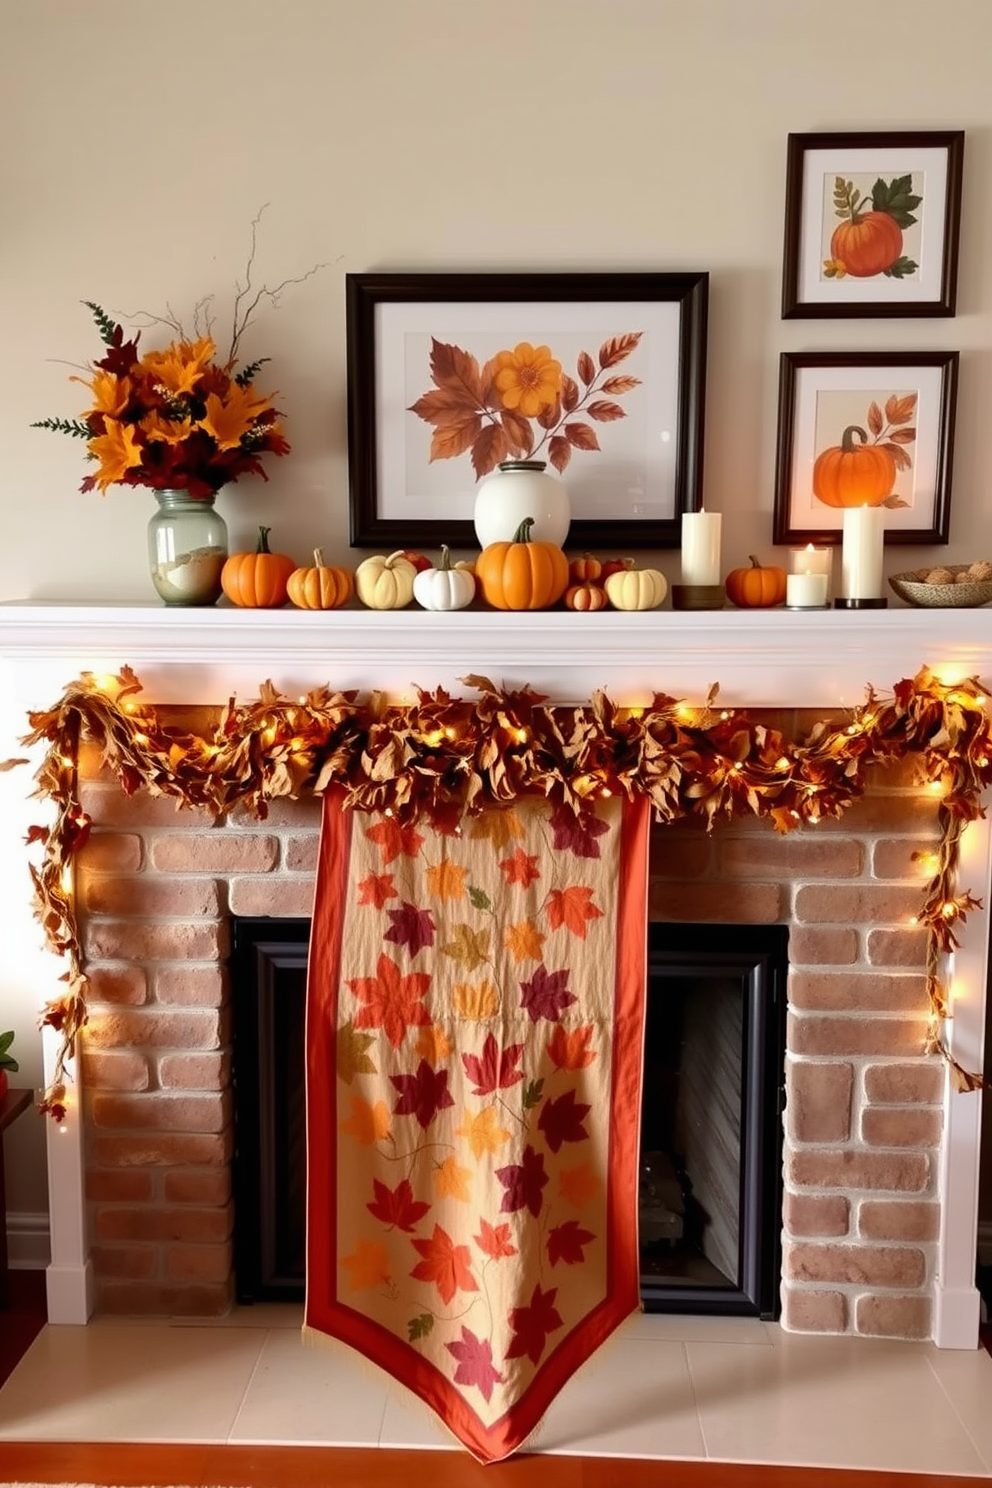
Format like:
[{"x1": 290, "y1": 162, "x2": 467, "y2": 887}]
[
  {"x1": 833, "y1": 597, "x2": 888, "y2": 609},
  {"x1": 671, "y1": 584, "x2": 725, "y2": 611}
]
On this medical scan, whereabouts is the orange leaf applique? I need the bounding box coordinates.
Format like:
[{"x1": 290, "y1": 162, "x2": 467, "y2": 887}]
[
  {"x1": 425, "y1": 858, "x2": 469, "y2": 902},
  {"x1": 453, "y1": 980, "x2": 500, "y2": 1020},
  {"x1": 558, "y1": 1160, "x2": 602, "y2": 1209},
  {"x1": 416, "y1": 1024, "x2": 452, "y2": 1063},
  {"x1": 546, "y1": 885, "x2": 605, "y2": 939},
  {"x1": 468, "y1": 808, "x2": 525, "y2": 851},
  {"x1": 410, "y1": 1224, "x2": 479, "y2": 1305},
  {"x1": 349, "y1": 953, "x2": 432, "y2": 1048},
  {"x1": 340, "y1": 1237, "x2": 392, "y2": 1291},
  {"x1": 433, "y1": 1155, "x2": 473, "y2": 1204},
  {"x1": 456, "y1": 1105, "x2": 511, "y2": 1160},
  {"x1": 547, "y1": 1023, "x2": 597, "y2": 1071},
  {"x1": 504, "y1": 918, "x2": 545, "y2": 964},
  {"x1": 340, "y1": 1094, "x2": 392, "y2": 1146},
  {"x1": 365, "y1": 818, "x2": 425, "y2": 865},
  {"x1": 357, "y1": 871, "x2": 398, "y2": 908},
  {"x1": 498, "y1": 847, "x2": 541, "y2": 887},
  {"x1": 474, "y1": 1218, "x2": 518, "y2": 1260}
]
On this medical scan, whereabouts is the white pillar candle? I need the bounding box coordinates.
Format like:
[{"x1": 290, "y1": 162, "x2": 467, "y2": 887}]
[
  {"x1": 840, "y1": 506, "x2": 884, "y2": 599},
  {"x1": 786, "y1": 571, "x2": 829, "y2": 608},
  {"x1": 790, "y1": 543, "x2": 834, "y2": 594},
  {"x1": 681, "y1": 509, "x2": 722, "y2": 586}
]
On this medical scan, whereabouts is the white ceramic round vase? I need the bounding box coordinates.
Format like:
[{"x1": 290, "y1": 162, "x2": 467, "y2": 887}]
[{"x1": 473, "y1": 459, "x2": 571, "y2": 549}]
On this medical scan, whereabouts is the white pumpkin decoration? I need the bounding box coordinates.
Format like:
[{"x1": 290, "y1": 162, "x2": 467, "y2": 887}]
[
  {"x1": 604, "y1": 564, "x2": 667, "y2": 611},
  {"x1": 354, "y1": 550, "x2": 417, "y2": 610},
  {"x1": 413, "y1": 545, "x2": 476, "y2": 611}
]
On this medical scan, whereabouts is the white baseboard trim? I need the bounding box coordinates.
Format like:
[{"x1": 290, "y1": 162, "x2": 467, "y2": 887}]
[
  {"x1": 934, "y1": 1282, "x2": 982, "y2": 1348},
  {"x1": 6, "y1": 1209, "x2": 51, "y2": 1269}
]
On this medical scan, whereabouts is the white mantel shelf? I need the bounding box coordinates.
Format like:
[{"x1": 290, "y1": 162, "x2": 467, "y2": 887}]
[{"x1": 3, "y1": 600, "x2": 992, "y2": 708}]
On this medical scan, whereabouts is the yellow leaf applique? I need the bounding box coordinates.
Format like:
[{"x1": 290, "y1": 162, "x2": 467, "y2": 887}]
[
  {"x1": 452, "y1": 980, "x2": 499, "y2": 1020},
  {"x1": 468, "y1": 807, "x2": 525, "y2": 850},
  {"x1": 340, "y1": 1094, "x2": 392, "y2": 1146},
  {"x1": 441, "y1": 922, "x2": 491, "y2": 971},
  {"x1": 503, "y1": 918, "x2": 545, "y2": 964},
  {"x1": 416, "y1": 1023, "x2": 452, "y2": 1063},
  {"x1": 425, "y1": 858, "x2": 469, "y2": 902},
  {"x1": 558, "y1": 1160, "x2": 602, "y2": 1209},
  {"x1": 337, "y1": 1020, "x2": 378, "y2": 1084},
  {"x1": 456, "y1": 1105, "x2": 511, "y2": 1160},
  {"x1": 433, "y1": 1154, "x2": 473, "y2": 1203},
  {"x1": 340, "y1": 1237, "x2": 391, "y2": 1291}
]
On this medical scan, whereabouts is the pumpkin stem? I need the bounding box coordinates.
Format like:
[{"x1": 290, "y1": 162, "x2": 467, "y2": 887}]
[
  {"x1": 439, "y1": 544, "x2": 452, "y2": 571},
  {"x1": 512, "y1": 517, "x2": 535, "y2": 544},
  {"x1": 256, "y1": 526, "x2": 272, "y2": 554},
  {"x1": 749, "y1": 555, "x2": 762, "y2": 569},
  {"x1": 313, "y1": 548, "x2": 325, "y2": 567},
  {"x1": 840, "y1": 425, "x2": 870, "y2": 452}
]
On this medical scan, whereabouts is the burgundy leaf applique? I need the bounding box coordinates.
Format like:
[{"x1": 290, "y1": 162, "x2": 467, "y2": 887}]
[
  {"x1": 519, "y1": 965, "x2": 577, "y2": 1024},
  {"x1": 547, "y1": 1219, "x2": 596, "y2": 1266},
  {"x1": 445, "y1": 1325, "x2": 504, "y2": 1403},
  {"x1": 391, "y1": 1060, "x2": 455, "y2": 1129},
  {"x1": 504, "y1": 1282, "x2": 564, "y2": 1366},
  {"x1": 548, "y1": 802, "x2": 610, "y2": 858},
  {"x1": 538, "y1": 1088, "x2": 591, "y2": 1154},
  {"x1": 461, "y1": 1031, "x2": 525, "y2": 1096},
  {"x1": 384, "y1": 900, "x2": 436, "y2": 957},
  {"x1": 495, "y1": 1143, "x2": 548, "y2": 1218},
  {"x1": 366, "y1": 1176, "x2": 431, "y2": 1233}
]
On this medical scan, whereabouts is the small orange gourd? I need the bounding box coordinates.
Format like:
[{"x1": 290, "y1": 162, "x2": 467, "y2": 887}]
[
  {"x1": 567, "y1": 552, "x2": 603, "y2": 583},
  {"x1": 812, "y1": 426, "x2": 897, "y2": 508},
  {"x1": 565, "y1": 582, "x2": 608, "y2": 612},
  {"x1": 724, "y1": 555, "x2": 787, "y2": 609},
  {"x1": 475, "y1": 518, "x2": 569, "y2": 611},
  {"x1": 286, "y1": 548, "x2": 353, "y2": 610},
  {"x1": 221, "y1": 527, "x2": 296, "y2": 609}
]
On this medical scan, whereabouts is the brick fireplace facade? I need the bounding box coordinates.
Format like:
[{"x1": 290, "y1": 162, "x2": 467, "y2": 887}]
[{"x1": 73, "y1": 720, "x2": 943, "y2": 1340}]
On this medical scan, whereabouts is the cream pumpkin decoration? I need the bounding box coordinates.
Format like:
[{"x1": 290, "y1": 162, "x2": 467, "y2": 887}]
[
  {"x1": 604, "y1": 562, "x2": 667, "y2": 611},
  {"x1": 354, "y1": 550, "x2": 417, "y2": 610},
  {"x1": 413, "y1": 545, "x2": 476, "y2": 611}
]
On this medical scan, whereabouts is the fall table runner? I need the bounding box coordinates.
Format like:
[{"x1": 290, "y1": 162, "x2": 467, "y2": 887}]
[{"x1": 304, "y1": 788, "x2": 650, "y2": 1462}]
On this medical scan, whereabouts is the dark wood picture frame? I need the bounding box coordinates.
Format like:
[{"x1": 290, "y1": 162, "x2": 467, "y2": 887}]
[
  {"x1": 781, "y1": 130, "x2": 964, "y2": 319},
  {"x1": 345, "y1": 271, "x2": 708, "y2": 549},
  {"x1": 772, "y1": 350, "x2": 958, "y2": 546}
]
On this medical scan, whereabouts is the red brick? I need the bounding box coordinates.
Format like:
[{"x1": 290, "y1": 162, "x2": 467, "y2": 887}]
[
  {"x1": 858, "y1": 1201, "x2": 940, "y2": 1242},
  {"x1": 154, "y1": 965, "x2": 226, "y2": 1008},
  {"x1": 788, "y1": 972, "x2": 927, "y2": 1015},
  {"x1": 864, "y1": 1062, "x2": 944, "y2": 1105},
  {"x1": 90, "y1": 1093, "x2": 226, "y2": 1133},
  {"x1": 786, "y1": 1061, "x2": 853, "y2": 1144},
  {"x1": 782, "y1": 1191, "x2": 850, "y2": 1238},
  {"x1": 794, "y1": 884, "x2": 923, "y2": 925},
  {"x1": 167, "y1": 1243, "x2": 233, "y2": 1283},
  {"x1": 228, "y1": 878, "x2": 317, "y2": 917},
  {"x1": 85, "y1": 1170, "x2": 155, "y2": 1202},
  {"x1": 82, "y1": 876, "x2": 221, "y2": 917},
  {"x1": 784, "y1": 1242, "x2": 924, "y2": 1288},
  {"x1": 647, "y1": 836, "x2": 714, "y2": 879},
  {"x1": 79, "y1": 1050, "x2": 150, "y2": 1092},
  {"x1": 85, "y1": 966, "x2": 148, "y2": 1006},
  {"x1": 781, "y1": 1289, "x2": 848, "y2": 1333},
  {"x1": 719, "y1": 836, "x2": 863, "y2": 879},
  {"x1": 97, "y1": 1280, "x2": 233, "y2": 1317},
  {"x1": 78, "y1": 783, "x2": 209, "y2": 829},
  {"x1": 76, "y1": 833, "x2": 144, "y2": 873},
  {"x1": 787, "y1": 1013, "x2": 928, "y2": 1058},
  {"x1": 648, "y1": 882, "x2": 782, "y2": 922},
  {"x1": 872, "y1": 839, "x2": 940, "y2": 880},
  {"x1": 788, "y1": 927, "x2": 859, "y2": 967},
  {"x1": 163, "y1": 1169, "x2": 231, "y2": 1206},
  {"x1": 91, "y1": 1131, "x2": 233, "y2": 1169},
  {"x1": 817, "y1": 795, "x2": 939, "y2": 834},
  {"x1": 95, "y1": 1203, "x2": 233, "y2": 1244},
  {"x1": 150, "y1": 833, "x2": 279, "y2": 873},
  {"x1": 284, "y1": 835, "x2": 320, "y2": 873},
  {"x1": 91, "y1": 1245, "x2": 158, "y2": 1280},
  {"x1": 84, "y1": 920, "x2": 227, "y2": 962},
  {"x1": 856, "y1": 1294, "x2": 932, "y2": 1339},
  {"x1": 861, "y1": 1107, "x2": 943, "y2": 1148},
  {"x1": 231, "y1": 796, "x2": 322, "y2": 828},
  {"x1": 158, "y1": 1052, "x2": 230, "y2": 1091},
  {"x1": 787, "y1": 1148, "x2": 929, "y2": 1193},
  {"x1": 867, "y1": 928, "x2": 928, "y2": 968},
  {"x1": 85, "y1": 1010, "x2": 222, "y2": 1051}
]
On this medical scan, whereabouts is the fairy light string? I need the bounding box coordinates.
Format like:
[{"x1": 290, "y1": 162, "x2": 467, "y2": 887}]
[{"x1": 11, "y1": 662, "x2": 992, "y2": 1119}]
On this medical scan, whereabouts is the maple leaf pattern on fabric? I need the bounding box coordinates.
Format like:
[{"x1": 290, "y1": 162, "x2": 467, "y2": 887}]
[
  {"x1": 441, "y1": 922, "x2": 492, "y2": 972},
  {"x1": 336, "y1": 1020, "x2": 378, "y2": 1083},
  {"x1": 495, "y1": 1143, "x2": 549, "y2": 1217},
  {"x1": 457, "y1": 1105, "x2": 511, "y2": 1160},
  {"x1": 367, "y1": 1176, "x2": 431, "y2": 1233},
  {"x1": 340, "y1": 1094, "x2": 392, "y2": 1146},
  {"x1": 503, "y1": 918, "x2": 545, "y2": 963},
  {"x1": 452, "y1": 980, "x2": 499, "y2": 1020},
  {"x1": 498, "y1": 846, "x2": 541, "y2": 887},
  {"x1": 547, "y1": 1219, "x2": 596, "y2": 1266},
  {"x1": 547, "y1": 1023, "x2": 597, "y2": 1071},
  {"x1": 350, "y1": 953, "x2": 432, "y2": 1048},
  {"x1": 474, "y1": 1217, "x2": 518, "y2": 1260},
  {"x1": 558, "y1": 1160, "x2": 602, "y2": 1208},
  {"x1": 545, "y1": 886, "x2": 605, "y2": 940},
  {"x1": 461, "y1": 1032, "x2": 524, "y2": 1096},
  {"x1": 468, "y1": 808, "x2": 524, "y2": 850},
  {"x1": 446, "y1": 1326, "x2": 504, "y2": 1404},
  {"x1": 504, "y1": 1282, "x2": 564, "y2": 1366},
  {"x1": 365, "y1": 817, "x2": 424, "y2": 864},
  {"x1": 433, "y1": 1154, "x2": 473, "y2": 1203},
  {"x1": 391, "y1": 1059, "x2": 456, "y2": 1129},
  {"x1": 340, "y1": 1237, "x2": 392, "y2": 1291},
  {"x1": 415, "y1": 1024, "x2": 452, "y2": 1063},
  {"x1": 547, "y1": 802, "x2": 610, "y2": 858},
  {"x1": 410, "y1": 1224, "x2": 479, "y2": 1305},
  {"x1": 384, "y1": 900, "x2": 436, "y2": 956},
  {"x1": 356, "y1": 871, "x2": 398, "y2": 908},
  {"x1": 538, "y1": 1088, "x2": 591, "y2": 1154},
  {"x1": 519, "y1": 964, "x2": 577, "y2": 1023},
  {"x1": 426, "y1": 859, "x2": 469, "y2": 901}
]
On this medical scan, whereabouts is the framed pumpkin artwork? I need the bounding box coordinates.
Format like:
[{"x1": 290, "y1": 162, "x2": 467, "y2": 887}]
[
  {"x1": 781, "y1": 130, "x2": 964, "y2": 318},
  {"x1": 772, "y1": 351, "x2": 959, "y2": 547}
]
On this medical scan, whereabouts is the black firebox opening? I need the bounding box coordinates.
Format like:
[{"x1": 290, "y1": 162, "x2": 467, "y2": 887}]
[{"x1": 231, "y1": 917, "x2": 786, "y2": 1319}]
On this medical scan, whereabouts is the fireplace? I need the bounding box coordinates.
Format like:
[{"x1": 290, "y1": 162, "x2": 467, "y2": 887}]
[{"x1": 0, "y1": 602, "x2": 989, "y2": 1347}]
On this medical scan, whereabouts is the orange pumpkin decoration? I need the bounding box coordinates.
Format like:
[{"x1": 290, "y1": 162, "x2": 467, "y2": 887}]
[
  {"x1": 724, "y1": 555, "x2": 787, "y2": 609},
  {"x1": 565, "y1": 582, "x2": 607, "y2": 612},
  {"x1": 286, "y1": 548, "x2": 353, "y2": 610},
  {"x1": 830, "y1": 211, "x2": 903, "y2": 278},
  {"x1": 567, "y1": 552, "x2": 603, "y2": 583},
  {"x1": 221, "y1": 526, "x2": 296, "y2": 609},
  {"x1": 475, "y1": 517, "x2": 569, "y2": 611},
  {"x1": 812, "y1": 425, "x2": 896, "y2": 509}
]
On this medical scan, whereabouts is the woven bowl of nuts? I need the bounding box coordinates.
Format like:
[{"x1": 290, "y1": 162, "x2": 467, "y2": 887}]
[{"x1": 888, "y1": 561, "x2": 992, "y2": 608}]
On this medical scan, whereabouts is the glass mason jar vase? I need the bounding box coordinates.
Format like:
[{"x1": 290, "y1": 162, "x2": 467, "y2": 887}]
[
  {"x1": 472, "y1": 459, "x2": 571, "y2": 549},
  {"x1": 147, "y1": 489, "x2": 229, "y2": 606}
]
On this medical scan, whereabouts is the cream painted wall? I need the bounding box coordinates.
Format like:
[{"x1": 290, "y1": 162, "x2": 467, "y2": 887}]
[{"x1": 2, "y1": 0, "x2": 990, "y2": 1226}]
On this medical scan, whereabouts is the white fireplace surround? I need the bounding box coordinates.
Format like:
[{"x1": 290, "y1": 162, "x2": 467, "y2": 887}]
[{"x1": 1, "y1": 600, "x2": 991, "y2": 1348}]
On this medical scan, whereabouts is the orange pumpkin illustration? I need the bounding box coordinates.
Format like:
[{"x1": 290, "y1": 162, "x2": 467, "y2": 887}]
[
  {"x1": 830, "y1": 211, "x2": 903, "y2": 279},
  {"x1": 812, "y1": 425, "x2": 897, "y2": 509}
]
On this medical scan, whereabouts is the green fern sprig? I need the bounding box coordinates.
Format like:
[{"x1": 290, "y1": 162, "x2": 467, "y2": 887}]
[
  {"x1": 82, "y1": 299, "x2": 119, "y2": 345},
  {"x1": 235, "y1": 357, "x2": 270, "y2": 388},
  {"x1": 30, "y1": 416, "x2": 91, "y2": 438}
]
